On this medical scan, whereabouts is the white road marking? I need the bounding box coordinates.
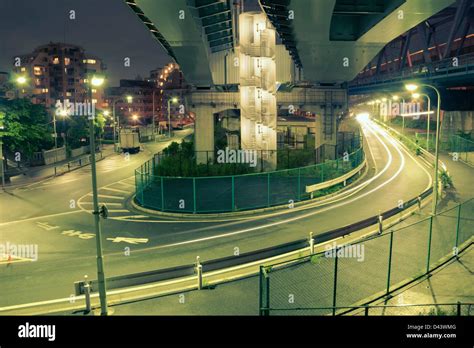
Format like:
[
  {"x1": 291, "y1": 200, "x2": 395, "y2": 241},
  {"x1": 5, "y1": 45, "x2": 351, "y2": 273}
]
[
  {"x1": 91, "y1": 194, "x2": 125, "y2": 200},
  {"x1": 0, "y1": 210, "x2": 84, "y2": 227},
  {"x1": 78, "y1": 202, "x2": 123, "y2": 206},
  {"x1": 101, "y1": 187, "x2": 131, "y2": 194},
  {"x1": 106, "y1": 237, "x2": 148, "y2": 244}
]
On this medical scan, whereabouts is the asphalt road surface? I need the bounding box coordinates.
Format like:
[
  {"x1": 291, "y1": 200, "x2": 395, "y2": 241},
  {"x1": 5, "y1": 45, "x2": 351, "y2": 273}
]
[{"x1": 0, "y1": 120, "x2": 456, "y2": 307}]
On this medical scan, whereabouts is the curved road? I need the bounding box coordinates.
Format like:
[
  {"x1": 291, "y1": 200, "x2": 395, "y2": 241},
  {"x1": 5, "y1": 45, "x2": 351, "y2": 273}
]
[{"x1": 0, "y1": 119, "x2": 433, "y2": 307}]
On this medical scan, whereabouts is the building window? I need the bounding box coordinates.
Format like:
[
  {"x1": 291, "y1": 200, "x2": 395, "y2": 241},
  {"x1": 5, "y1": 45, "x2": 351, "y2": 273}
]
[
  {"x1": 20, "y1": 67, "x2": 26, "y2": 72},
  {"x1": 33, "y1": 66, "x2": 42, "y2": 75},
  {"x1": 66, "y1": 92, "x2": 72, "y2": 97},
  {"x1": 42, "y1": 88, "x2": 49, "y2": 93},
  {"x1": 52, "y1": 57, "x2": 60, "y2": 64},
  {"x1": 85, "y1": 59, "x2": 96, "y2": 64},
  {"x1": 64, "y1": 57, "x2": 71, "y2": 65}
]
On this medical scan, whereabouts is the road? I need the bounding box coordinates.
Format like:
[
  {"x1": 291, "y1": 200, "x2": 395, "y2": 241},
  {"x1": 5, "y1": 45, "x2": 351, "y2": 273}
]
[{"x1": 0, "y1": 120, "x2": 442, "y2": 307}]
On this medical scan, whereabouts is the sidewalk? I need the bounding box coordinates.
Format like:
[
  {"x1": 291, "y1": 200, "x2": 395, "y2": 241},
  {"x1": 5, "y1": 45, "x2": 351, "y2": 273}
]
[
  {"x1": 4, "y1": 144, "x2": 116, "y2": 188},
  {"x1": 364, "y1": 244, "x2": 473, "y2": 315}
]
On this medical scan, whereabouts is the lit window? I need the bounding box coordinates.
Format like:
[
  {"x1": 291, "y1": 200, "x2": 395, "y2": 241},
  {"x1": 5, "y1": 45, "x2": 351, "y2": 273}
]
[
  {"x1": 64, "y1": 57, "x2": 71, "y2": 65},
  {"x1": 92, "y1": 99, "x2": 97, "y2": 103},
  {"x1": 34, "y1": 66, "x2": 42, "y2": 75},
  {"x1": 86, "y1": 59, "x2": 96, "y2": 64},
  {"x1": 66, "y1": 92, "x2": 72, "y2": 97},
  {"x1": 91, "y1": 89, "x2": 97, "y2": 93},
  {"x1": 52, "y1": 57, "x2": 60, "y2": 64},
  {"x1": 20, "y1": 67, "x2": 26, "y2": 72},
  {"x1": 42, "y1": 88, "x2": 49, "y2": 93}
]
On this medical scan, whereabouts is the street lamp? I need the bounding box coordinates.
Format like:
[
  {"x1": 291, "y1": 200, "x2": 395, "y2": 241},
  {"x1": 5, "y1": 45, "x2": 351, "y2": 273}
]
[
  {"x1": 167, "y1": 97, "x2": 178, "y2": 138},
  {"x1": 0, "y1": 112, "x2": 5, "y2": 188},
  {"x1": 392, "y1": 95, "x2": 406, "y2": 135},
  {"x1": 87, "y1": 74, "x2": 108, "y2": 315},
  {"x1": 412, "y1": 92, "x2": 432, "y2": 151},
  {"x1": 132, "y1": 114, "x2": 139, "y2": 126},
  {"x1": 405, "y1": 82, "x2": 441, "y2": 215}
]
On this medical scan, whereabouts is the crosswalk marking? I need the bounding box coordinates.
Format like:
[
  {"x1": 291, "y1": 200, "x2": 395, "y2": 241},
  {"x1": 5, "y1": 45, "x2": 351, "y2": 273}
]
[
  {"x1": 90, "y1": 194, "x2": 125, "y2": 200},
  {"x1": 101, "y1": 187, "x2": 131, "y2": 194},
  {"x1": 79, "y1": 202, "x2": 123, "y2": 206}
]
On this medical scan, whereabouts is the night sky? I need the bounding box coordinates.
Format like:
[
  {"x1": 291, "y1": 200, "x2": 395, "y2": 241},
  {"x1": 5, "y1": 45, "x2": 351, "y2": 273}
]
[{"x1": 0, "y1": 0, "x2": 260, "y2": 86}]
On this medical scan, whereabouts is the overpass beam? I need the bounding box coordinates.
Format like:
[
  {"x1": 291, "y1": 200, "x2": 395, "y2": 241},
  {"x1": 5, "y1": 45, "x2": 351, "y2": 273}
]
[{"x1": 443, "y1": 0, "x2": 470, "y2": 59}]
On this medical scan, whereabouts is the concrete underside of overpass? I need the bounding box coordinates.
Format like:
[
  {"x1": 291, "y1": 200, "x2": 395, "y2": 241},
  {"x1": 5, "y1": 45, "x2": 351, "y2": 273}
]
[
  {"x1": 266, "y1": 0, "x2": 455, "y2": 83},
  {"x1": 126, "y1": 0, "x2": 457, "y2": 166}
]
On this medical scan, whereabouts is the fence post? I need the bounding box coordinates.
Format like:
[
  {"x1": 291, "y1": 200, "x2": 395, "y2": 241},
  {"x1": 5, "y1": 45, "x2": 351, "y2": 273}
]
[
  {"x1": 160, "y1": 177, "x2": 165, "y2": 212},
  {"x1": 259, "y1": 266, "x2": 270, "y2": 316},
  {"x1": 193, "y1": 178, "x2": 197, "y2": 214},
  {"x1": 454, "y1": 203, "x2": 462, "y2": 258},
  {"x1": 364, "y1": 305, "x2": 369, "y2": 316},
  {"x1": 83, "y1": 275, "x2": 91, "y2": 313},
  {"x1": 417, "y1": 196, "x2": 422, "y2": 212},
  {"x1": 196, "y1": 256, "x2": 202, "y2": 290},
  {"x1": 426, "y1": 215, "x2": 434, "y2": 273},
  {"x1": 267, "y1": 172, "x2": 270, "y2": 207},
  {"x1": 298, "y1": 168, "x2": 301, "y2": 201},
  {"x1": 309, "y1": 231, "x2": 314, "y2": 255},
  {"x1": 332, "y1": 250, "x2": 339, "y2": 316},
  {"x1": 457, "y1": 301, "x2": 461, "y2": 316},
  {"x1": 378, "y1": 214, "x2": 383, "y2": 234},
  {"x1": 386, "y1": 232, "x2": 394, "y2": 296},
  {"x1": 232, "y1": 176, "x2": 235, "y2": 211}
]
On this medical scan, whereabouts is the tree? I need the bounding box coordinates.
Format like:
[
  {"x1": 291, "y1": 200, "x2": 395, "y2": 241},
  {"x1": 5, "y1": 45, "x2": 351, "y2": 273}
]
[{"x1": 0, "y1": 98, "x2": 53, "y2": 159}]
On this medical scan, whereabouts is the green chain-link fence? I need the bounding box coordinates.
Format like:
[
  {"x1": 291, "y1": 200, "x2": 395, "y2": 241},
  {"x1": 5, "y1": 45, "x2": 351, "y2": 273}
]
[
  {"x1": 259, "y1": 198, "x2": 474, "y2": 316},
  {"x1": 135, "y1": 147, "x2": 365, "y2": 213}
]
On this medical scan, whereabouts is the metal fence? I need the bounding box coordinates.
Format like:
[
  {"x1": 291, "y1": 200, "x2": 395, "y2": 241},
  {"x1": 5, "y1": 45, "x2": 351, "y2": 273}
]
[
  {"x1": 444, "y1": 135, "x2": 474, "y2": 165},
  {"x1": 268, "y1": 303, "x2": 474, "y2": 316},
  {"x1": 259, "y1": 198, "x2": 474, "y2": 315},
  {"x1": 135, "y1": 147, "x2": 364, "y2": 213}
]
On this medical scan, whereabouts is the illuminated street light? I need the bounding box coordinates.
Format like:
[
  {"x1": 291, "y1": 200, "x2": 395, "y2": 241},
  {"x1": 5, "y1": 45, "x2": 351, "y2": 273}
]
[
  {"x1": 167, "y1": 97, "x2": 179, "y2": 138},
  {"x1": 406, "y1": 83, "x2": 441, "y2": 215},
  {"x1": 91, "y1": 75, "x2": 105, "y2": 87},
  {"x1": 405, "y1": 83, "x2": 418, "y2": 92},
  {"x1": 86, "y1": 74, "x2": 108, "y2": 316},
  {"x1": 16, "y1": 76, "x2": 27, "y2": 85},
  {"x1": 126, "y1": 95, "x2": 133, "y2": 104},
  {"x1": 412, "y1": 93, "x2": 421, "y2": 99}
]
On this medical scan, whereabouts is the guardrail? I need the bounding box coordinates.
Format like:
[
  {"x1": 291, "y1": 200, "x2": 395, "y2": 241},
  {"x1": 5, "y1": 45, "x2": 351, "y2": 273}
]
[{"x1": 349, "y1": 52, "x2": 474, "y2": 88}]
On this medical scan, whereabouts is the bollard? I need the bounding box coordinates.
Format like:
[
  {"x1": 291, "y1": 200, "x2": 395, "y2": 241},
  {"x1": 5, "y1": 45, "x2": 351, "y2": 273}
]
[
  {"x1": 417, "y1": 196, "x2": 422, "y2": 212},
  {"x1": 196, "y1": 256, "x2": 202, "y2": 290},
  {"x1": 378, "y1": 214, "x2": 383, "y2": 235},
  {"x1": 83, "y1": 275, "x2": 91, "y2": 313},
  {"x1": 309, "y1": 232, "x2": 314, "y2": 255}
]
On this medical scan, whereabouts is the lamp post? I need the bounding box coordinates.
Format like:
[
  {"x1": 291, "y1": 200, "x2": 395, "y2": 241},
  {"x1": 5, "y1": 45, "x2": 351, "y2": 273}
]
[
  {"x1": 88, "y1": 74, "x2": 108, "y2": 315},
  {"x1": 152, "y1": 89, "x2": 157, "y2": 140},
  {"x1": 412, "y1": 92, "x2": 431, "y2": 151},
  {"x1": 111, "y1": 95, "x2": 132, "y2": 152},
  {"x1": 167, "y1": 97, "x2": 178, "y2": 138},
  {"x1": 406, "y1": 83, "x2": 441, "y2": 215},
  {"x1": 392, "y1": 95, "x2": 406, "y2": 134},
  {"x1": 0, "y1": 114, "x2": 5, "y2": 189}
]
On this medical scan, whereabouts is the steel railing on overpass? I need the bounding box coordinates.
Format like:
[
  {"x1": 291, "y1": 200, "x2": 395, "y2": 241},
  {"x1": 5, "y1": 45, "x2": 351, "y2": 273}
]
[{"x1": 349, "y1": 52, "x2": 474, "y2": 92}]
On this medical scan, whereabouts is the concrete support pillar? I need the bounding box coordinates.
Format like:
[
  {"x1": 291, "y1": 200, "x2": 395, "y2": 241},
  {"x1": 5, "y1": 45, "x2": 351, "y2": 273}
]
[{"x1": 193, "y1": 106, "x2": 215, "y2": 164}]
